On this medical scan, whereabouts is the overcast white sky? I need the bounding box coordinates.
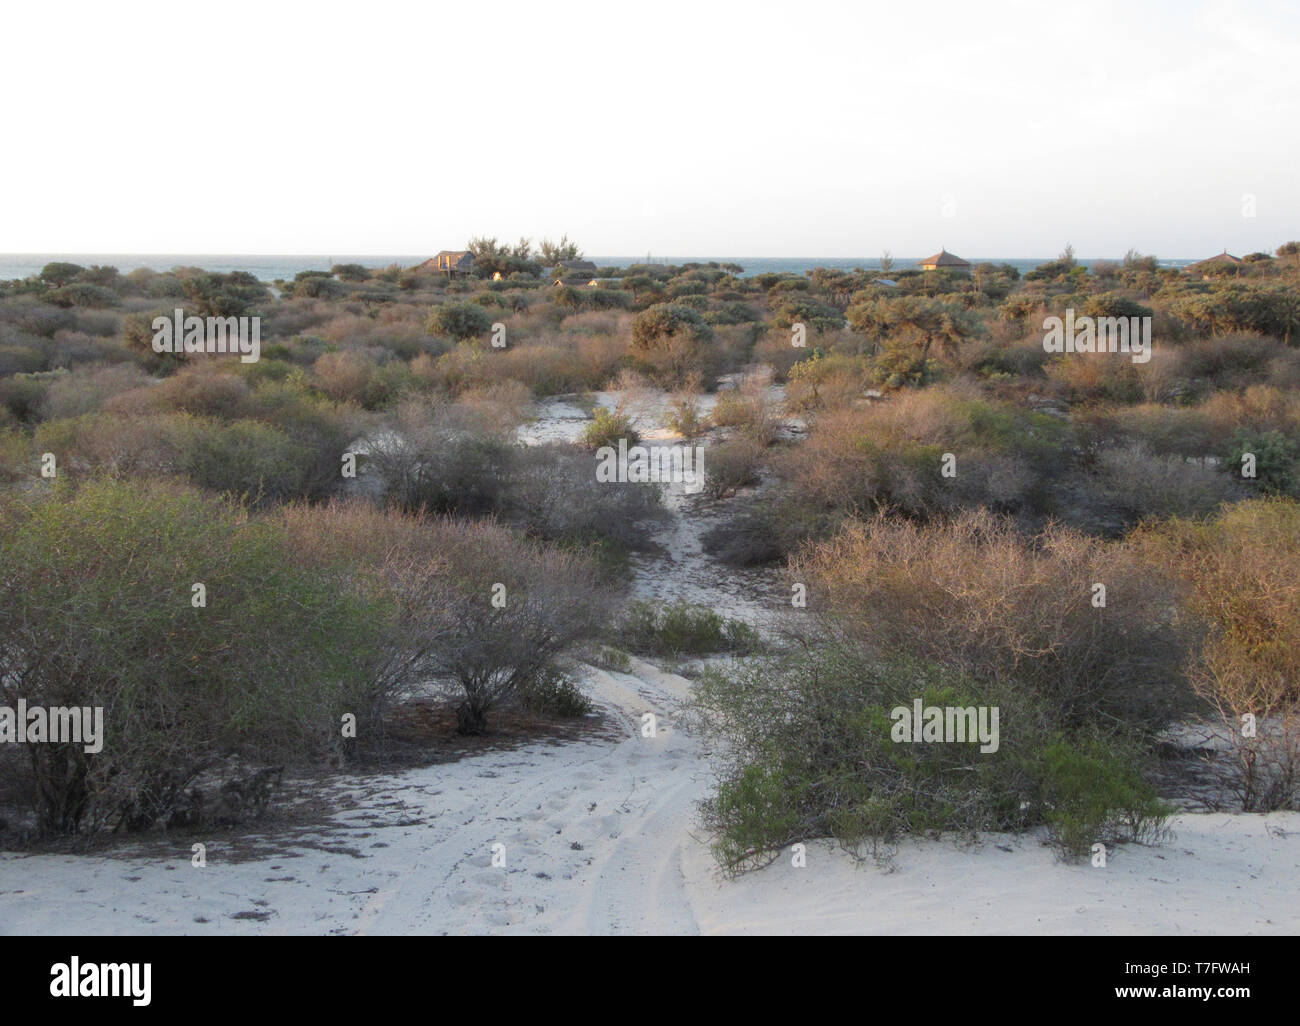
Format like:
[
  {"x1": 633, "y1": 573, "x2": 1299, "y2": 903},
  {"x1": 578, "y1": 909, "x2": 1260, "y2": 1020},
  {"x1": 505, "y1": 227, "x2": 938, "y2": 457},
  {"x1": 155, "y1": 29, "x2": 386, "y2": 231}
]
[{"x1": 1, "y1": 0, "x2": 1296, "y2": 257}]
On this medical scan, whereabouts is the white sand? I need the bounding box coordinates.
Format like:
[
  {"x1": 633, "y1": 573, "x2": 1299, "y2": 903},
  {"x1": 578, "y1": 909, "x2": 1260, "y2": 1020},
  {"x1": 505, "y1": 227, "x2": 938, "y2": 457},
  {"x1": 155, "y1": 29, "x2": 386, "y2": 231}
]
[
  {"x1": 3, "y1": 383, "x2": 1298, "y2": 935},
  {"x1": 4, "y1": 661, "x2": 1297, "y2": 934}
]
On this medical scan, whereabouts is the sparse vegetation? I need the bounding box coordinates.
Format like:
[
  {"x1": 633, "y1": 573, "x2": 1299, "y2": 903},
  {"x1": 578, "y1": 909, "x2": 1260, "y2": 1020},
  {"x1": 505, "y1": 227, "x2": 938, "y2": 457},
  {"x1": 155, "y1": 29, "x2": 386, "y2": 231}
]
[{"x1": 3, "y1": 239, "x2": 1300, "y2": 867}]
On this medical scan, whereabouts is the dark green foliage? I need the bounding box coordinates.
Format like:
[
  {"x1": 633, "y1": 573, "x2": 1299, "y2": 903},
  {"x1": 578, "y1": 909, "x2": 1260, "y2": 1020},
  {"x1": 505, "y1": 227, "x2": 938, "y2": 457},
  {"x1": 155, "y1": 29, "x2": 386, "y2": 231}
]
[{"x1": 428, "y1": 301, "x2": 494, "y2": 342}]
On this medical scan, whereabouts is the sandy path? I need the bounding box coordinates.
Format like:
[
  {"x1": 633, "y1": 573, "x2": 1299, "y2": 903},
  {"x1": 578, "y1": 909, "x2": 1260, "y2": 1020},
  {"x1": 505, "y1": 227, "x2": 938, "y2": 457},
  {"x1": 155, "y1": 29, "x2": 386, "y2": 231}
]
[
  {"x1": 0, "y1": 655, "x2": 713, "y2": 935},
  {"x1": 3, "y1": 387, "x2": 1300, "y2": 934}
]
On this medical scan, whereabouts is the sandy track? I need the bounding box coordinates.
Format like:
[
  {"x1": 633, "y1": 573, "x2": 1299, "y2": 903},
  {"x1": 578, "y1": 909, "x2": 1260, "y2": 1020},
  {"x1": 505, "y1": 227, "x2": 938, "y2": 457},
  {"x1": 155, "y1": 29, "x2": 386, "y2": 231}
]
[{"x1": 4, "y1": 389, "x2": 1300, "y2": 934}]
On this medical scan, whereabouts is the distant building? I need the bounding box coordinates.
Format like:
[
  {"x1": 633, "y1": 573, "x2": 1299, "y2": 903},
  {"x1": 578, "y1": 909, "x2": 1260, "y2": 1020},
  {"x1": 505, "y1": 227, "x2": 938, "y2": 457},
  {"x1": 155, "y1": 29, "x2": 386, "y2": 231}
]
[
  {"x1": 416, "y1": 250, "x2": 476, "y2": 275},
  {"x1": 560, "y1": 259, "x2": 598, "y2": 273},
  {"x1": 1184, "y1": 250, "x2": 1244, "y2": 278},
  {"x1": 917, "y1": 249, "x2": 972, "y2": 273}
]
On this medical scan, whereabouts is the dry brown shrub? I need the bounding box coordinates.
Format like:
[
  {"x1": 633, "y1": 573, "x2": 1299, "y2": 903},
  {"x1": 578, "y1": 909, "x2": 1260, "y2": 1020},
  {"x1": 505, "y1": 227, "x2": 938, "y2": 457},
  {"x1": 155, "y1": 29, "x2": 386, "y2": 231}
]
[
  {"x1": 710, "y1": 368, "x2": 778, "y2": 444},
  {"x1": 702, "y1": 436, "x2": 765, "y2": 499},
  {"x1": 282, "y1": 501, "x2": 606, "y2": 734},
  {"x1": 792, "y1": 509, "x2": 1192, "y2": 728},
  {"x1": 1134, "y1": 498, "x2": 1300, "y2": 809},
  {"x1": 1134, "y1": 344, "x2": 1187, "y2": 403},
  {"x1": 314, "y1": 348, "x2": 383, "y2": 404},
  {"x1": 1092, "y1": 444, "x2": 1239, "y2": 522},
  {"x1": 40, "y1": 363, "x2": 151, "y2": 420},
  {"x1": 1106, "y1": 403, "x2": 1218, "y2": 458},
  {"x1": 752, "y1": 327, "x2": 805, "y2": 380},
  {"x1": 457, "y1": 380, "x2": 533, "y2": 433},
  {"x1": 576, "y1": 332, "x2": 626, "y2": 386},
  {"x1": 154, "y1": 365, "x2": 251, "y2": 418},
  {"x1": 1043, "y1": 348, "x2": 1142, "y2": 402},
  {"x1": 1200, "y1": 384, "x2": 1300, "y2": 438},
  {"x1": 32, "y1": 412, "x2": 188, "y2": 478}
]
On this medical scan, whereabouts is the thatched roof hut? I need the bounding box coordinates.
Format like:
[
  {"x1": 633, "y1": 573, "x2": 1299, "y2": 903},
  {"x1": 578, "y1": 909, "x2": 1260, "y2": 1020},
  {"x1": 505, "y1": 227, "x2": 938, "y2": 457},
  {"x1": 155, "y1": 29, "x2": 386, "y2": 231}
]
[{"x1": 917, "y1": 249, "x2": 971, "y2": 273}]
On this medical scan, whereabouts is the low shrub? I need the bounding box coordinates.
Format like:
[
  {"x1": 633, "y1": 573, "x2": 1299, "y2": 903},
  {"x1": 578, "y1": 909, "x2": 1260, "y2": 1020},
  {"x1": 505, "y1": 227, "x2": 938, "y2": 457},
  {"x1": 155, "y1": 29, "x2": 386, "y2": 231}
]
[
  {"x1": 792, "y1": 509, "x2": 1194, "y2": 729},
  {"x1": 702, "y1": 436, "x2": 764, "y2": 499},
  {"x1": 692, "y1": 644, "x2": 1171, "y2": 874},
  {"x1": 1090, "y1": 444, "x2": 1240, "y2": 524},
  {"x1": 618, "y1": 599, "x2": 759, "y2": 657},
  {"x1": 581, "y1": 405, "x2": 640, "y2": 449},
  {"x1": 1134, "y1": 499, "x2": 1300, "y2": 810},
  {"x1": 0, "y1": 481, "x2": 387, "y2": 836},
  {"x1": 1035, "y1": 736, "x2": 1172, "y2": 857},
  {"x1": 519, "y1": 665, "x2": 594, "y2": 717}
]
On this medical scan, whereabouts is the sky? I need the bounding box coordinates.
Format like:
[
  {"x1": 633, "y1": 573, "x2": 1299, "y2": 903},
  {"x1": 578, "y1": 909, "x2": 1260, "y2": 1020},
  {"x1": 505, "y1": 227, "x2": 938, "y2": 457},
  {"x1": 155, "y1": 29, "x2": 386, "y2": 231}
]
[{"x1": 1, "y1": 0, "x2": 1296, "y2": 258}]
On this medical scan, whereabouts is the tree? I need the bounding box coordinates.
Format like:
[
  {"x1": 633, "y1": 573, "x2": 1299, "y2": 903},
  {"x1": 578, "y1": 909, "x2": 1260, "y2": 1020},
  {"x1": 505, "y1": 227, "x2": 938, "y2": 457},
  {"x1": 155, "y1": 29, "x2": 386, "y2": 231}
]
[
  {"x1": 847, "y1": 295, "x2": 981, "y2": 367},
  {"x1": 466, "y1": 236, "x2": 540, "y2": 278},
  {"x1": 629, "y1": 302, "x2": 714, "y2": 385},
  {"x1": 622, "y1": 274, "x2": 656, "y2": 302},
  {"x1": 179, "y1": 271, "x2": 267, "y2": 318},
  {"x1": 1026, "y1": 245, "x2": 1079, "y2": 282},
  {"x1": 38, "y1": 262, "x2": 84, "y2": 288},
  {"x1": 1123, "y1": 248, "x2": 1159, "y2": 273},
  {"x1": 1081, "y1": 292, "x2": 1153, "y2": 320},
  {"x1": 1226, "y1": 429, "x2": 1299, "y2": 496},
  {"x1": 772, "y1": 296, "x2": 843, "y2": 334},
  {"x1": 332, "y1": 263, "x2": 370, "y2": 281},
  {"x1": 294, "y1": 275, "x2": 344, "y2": 299},
  {"x1": 808, "y1": 268, "x2": 857, "y2": 310},
  {"x1": 539, "y1": 235, "x2": 583, "y2": 265},
  {"x1": 467, "y1": 236, "x2": 506, "y2": 263}
]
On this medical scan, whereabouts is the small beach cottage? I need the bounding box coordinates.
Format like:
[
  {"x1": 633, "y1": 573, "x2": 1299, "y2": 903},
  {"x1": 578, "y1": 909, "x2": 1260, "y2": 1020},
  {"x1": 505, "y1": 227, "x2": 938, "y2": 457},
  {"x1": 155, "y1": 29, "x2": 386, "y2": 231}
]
[
  {"x1": 1184, "y1": 251, "x2": 1244, "y2": 279},
  {"x1": 418, "y1": 250, "x2": 477, "y2": 276},
  {"x1": 917, "y1": 249, "x2": 972, "y2": 273}
]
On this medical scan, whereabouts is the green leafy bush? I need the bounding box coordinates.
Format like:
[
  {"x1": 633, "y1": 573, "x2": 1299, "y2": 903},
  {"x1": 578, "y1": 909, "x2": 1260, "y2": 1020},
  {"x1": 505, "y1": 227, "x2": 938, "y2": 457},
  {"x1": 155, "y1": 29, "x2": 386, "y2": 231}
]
[
  {"x1": 1035, "y1": 737, "x2": 1172, "y2": 857},
  {"x1": 693, "y1": 644, "x2": 1171, "y2": 875},
  {"x1": 427, "y1": 301, "x2": 494, "y2": 342},
  {"x1": 1226, "y1": 428, "x2": 1299, "y2": 495},
  {"x1": 581, "y1": 406, "x2": 640, "y2": 449},
  {"x1": 0, "y1": 480, "x2": 386, "y2": 836},
  {"x1": 618, "y1": 599, "x2": 759, "y2": 657},
  {"x1": 177, "y1": 418, "x2": 307, "y2": 506},
  {"x1": 519, "y1": 665, "x2": 594, "y2": 717}
]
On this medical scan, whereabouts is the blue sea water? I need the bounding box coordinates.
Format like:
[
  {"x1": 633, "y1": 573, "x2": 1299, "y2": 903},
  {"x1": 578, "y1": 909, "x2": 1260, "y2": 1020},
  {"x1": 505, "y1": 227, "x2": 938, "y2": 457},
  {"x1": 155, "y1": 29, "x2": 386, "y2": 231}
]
[{"x1": 0, "y1": 253, "x2": 1193, "y2": 283}]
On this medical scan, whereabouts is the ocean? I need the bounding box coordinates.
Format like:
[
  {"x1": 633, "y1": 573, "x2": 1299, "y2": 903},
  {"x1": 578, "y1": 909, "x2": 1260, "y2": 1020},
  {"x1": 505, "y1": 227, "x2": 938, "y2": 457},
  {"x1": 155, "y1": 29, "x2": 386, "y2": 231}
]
[{"x1": 0, "y1": 254, "x2": 1194, "y2": 283}]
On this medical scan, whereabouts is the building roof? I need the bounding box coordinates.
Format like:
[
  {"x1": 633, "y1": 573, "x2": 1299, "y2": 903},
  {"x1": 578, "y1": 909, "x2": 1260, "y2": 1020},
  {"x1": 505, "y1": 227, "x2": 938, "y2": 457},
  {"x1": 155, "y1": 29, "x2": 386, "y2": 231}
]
[
  {"x1": 918, "y1": 249, "x2": 971, "y2": 268},
  {"x1": 414, "y1": 251, "x2": 477, "y2": 273},
  {"x1": 1185, "y1": 250, "x2": 1244, "y2": 270}
]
